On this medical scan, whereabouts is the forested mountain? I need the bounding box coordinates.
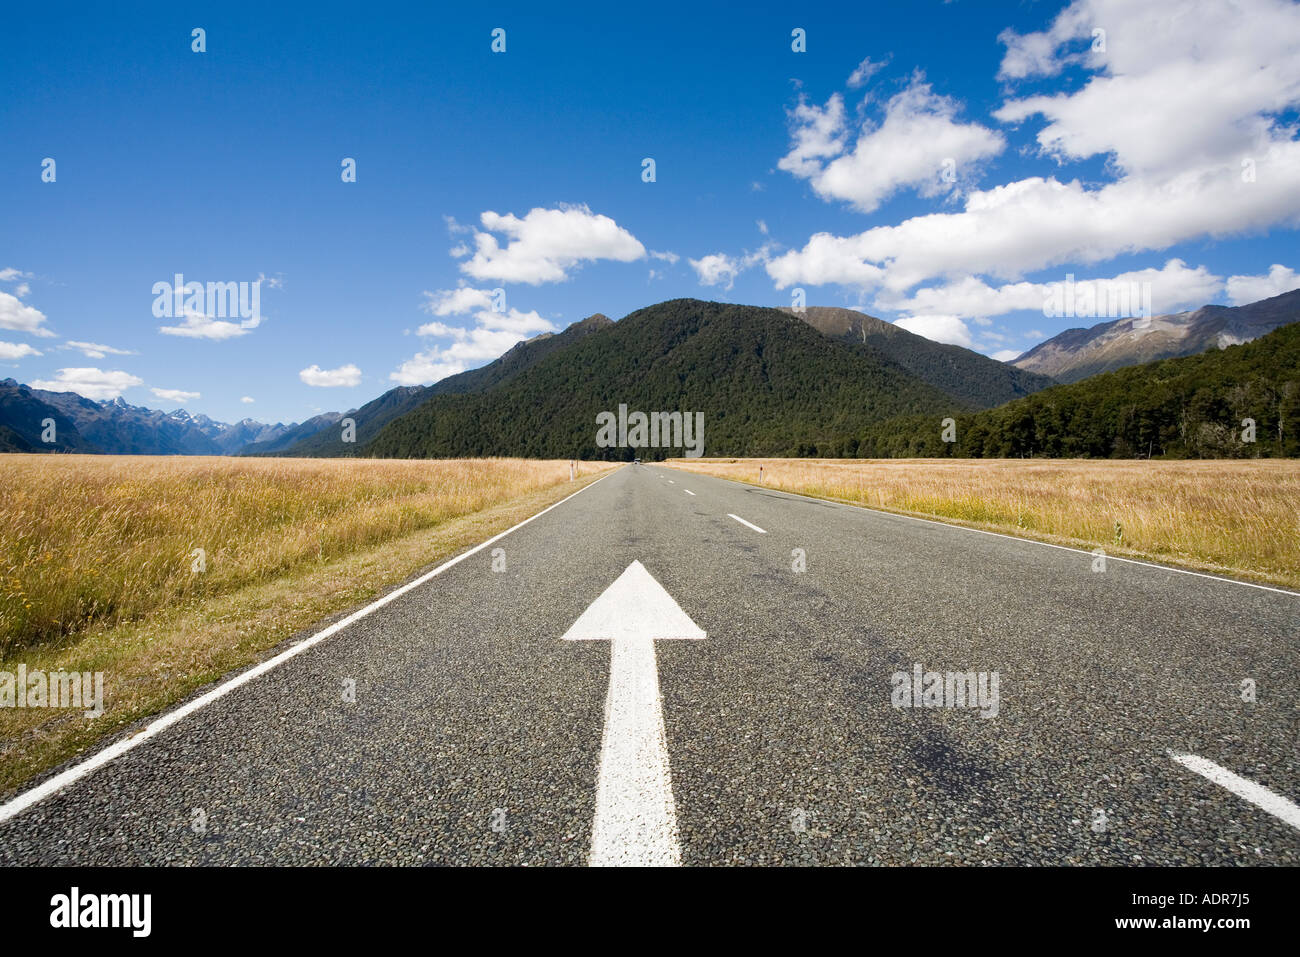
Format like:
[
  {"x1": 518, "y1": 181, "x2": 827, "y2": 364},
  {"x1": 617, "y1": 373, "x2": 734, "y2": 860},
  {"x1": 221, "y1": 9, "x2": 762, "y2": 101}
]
[
  {"x1": 856, "y1": 319, "x2": 1300, "y2": 458},
  {"x1": 782, "y1": 306, "x2": 1057, "y2": 406},
  {"x1": 364, "y1": 300, "x2": 966, "y2": 459},
  {"x1": 1013, "y1": 288, "x2": 1300, "y2": 383}
]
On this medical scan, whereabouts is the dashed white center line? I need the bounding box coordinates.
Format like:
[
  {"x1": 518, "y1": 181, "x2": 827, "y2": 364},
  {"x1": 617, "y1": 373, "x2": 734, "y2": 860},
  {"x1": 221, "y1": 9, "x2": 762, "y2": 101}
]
[
  {"x1": 727, "y1": 513, "x2": 767, "y2": 534},
  {"x1": 683, "y1": 489, "x2": 695, "y2": 496},
  {"x1": 667, "y1": 480, "x2": 674, "y2": 484},
  {"x1": 1169, "y1": 751, "x2": 1300, "y2": 832}
]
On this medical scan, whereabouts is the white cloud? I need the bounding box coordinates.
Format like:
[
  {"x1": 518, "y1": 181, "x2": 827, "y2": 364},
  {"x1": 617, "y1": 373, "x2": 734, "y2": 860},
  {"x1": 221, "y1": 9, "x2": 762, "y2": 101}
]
[
  {"x1": 31, "y1": 367, "x2": 143, "y2": 400},
  {"x1": 990, "y1": 349, "x2": 1022, "y2": 362},
  {"x1": 877, "y1": 259, "x2": 1225, "y2": 320},
  {"x1": 649, "y1": 250, "x2": 680, "y2": 264},
  {"x1": 151, "y1": 387, "x2": 200, "y2": 404},
  {"x1": 893, "y1": 315, "x2": 973, "y2": 348},
  {"x1": 769, "y1": 0, "x2": 1300, "y2": 300},
  {"x1": 689, "y1": 245, "x2": 775, "y2": 291},
  {"x1": 847, "y1": 56, "x2": 888, "y2": 89},
  {"x1": 241, "y1": 396, "x2": 255, "y2": 403},
  {"x1": 689, "y1": 254, "x2": 743, "y2": 290},
  {"x1": 996, "y1": 0, "x2": 1300, "y2": 180},
  {"x1": 0, "y1": 341, "x2": 42, "y2": 360},
  {"x1": 0, "y1": 268, "x2": 32, "y2": 282},
  {"x1": 779, "y1": 75, "x2": 1005, "y2": 213},
  {"x1": 0, "y1": 291, "x2": 55, "y2": 337},
  {"x1": 769, "y1": 148, "x2": 1300, "y2": 294},
  {"x1": 299, "y1": 364, "x2": 362, "y2": 387},
  {"x1": 63, "y1": 340, "x2": 136, "y2": 359},
  {"x1": 423, "y1": 286, "x2": 498, "y2": 316},
  {"x1": 1226, "y1": 264, "x2": 1300, "y2": 306},
  {"x1": 456, "y1": 204, "x2": 646, "y2": 284},
  {"x1": 392, "y1": 287, "x2": 560, "y2": 385},
  {"x1": 159, "y1": 309, "x2": 259, "y2": 340}
]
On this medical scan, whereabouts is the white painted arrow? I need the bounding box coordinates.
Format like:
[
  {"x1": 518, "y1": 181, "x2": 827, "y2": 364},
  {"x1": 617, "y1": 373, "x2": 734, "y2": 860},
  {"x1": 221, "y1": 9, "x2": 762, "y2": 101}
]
[{"x1": 563, "y1": 560, "x2": 705, "y2": 866}]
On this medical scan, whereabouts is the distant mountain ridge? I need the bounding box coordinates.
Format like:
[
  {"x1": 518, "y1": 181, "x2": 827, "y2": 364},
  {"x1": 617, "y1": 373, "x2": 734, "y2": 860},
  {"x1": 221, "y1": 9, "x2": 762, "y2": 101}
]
[
  {"x1": 0, "y1": 378, "x2": 312, "y2": 455},
  {"x1": 1013, "y1": 287, "x2": 1300, "y2": 383},
  {"x1": 781, "y1": 305, "x2": 1057, "y2": 406}
]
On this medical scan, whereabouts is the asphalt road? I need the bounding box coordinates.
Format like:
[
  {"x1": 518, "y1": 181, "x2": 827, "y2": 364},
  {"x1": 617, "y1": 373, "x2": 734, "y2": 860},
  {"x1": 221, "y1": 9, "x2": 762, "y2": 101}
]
[{"x1": 2, "y1": 463, "x2": 1298, "y2": 865}]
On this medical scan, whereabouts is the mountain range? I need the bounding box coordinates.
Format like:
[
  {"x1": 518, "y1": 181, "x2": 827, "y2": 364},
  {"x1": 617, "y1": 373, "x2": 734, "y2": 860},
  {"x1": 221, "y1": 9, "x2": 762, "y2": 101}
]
[
  {"x1": 0, "y1": 380, "x2": 316, "y2": 455},
  {"x1": 1012, "y1": 288, "x2": 1300, "y2": 383},
  {"x1": 2, "y1": 289, "x2": 1297, "y2": 458}
]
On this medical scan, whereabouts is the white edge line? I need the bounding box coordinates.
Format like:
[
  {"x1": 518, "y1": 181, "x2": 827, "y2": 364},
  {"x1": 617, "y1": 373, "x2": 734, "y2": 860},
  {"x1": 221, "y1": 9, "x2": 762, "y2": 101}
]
[
  {"x1": 674, "y1": 470, "x2": 1299, "y2": 597},
  {"x1": 0, "y1": 466, "x2": 621, "y2": 825},
  {"x1": 727, "y1": 513, "x2": 767, "y2": 534},
  {"x1": 1169, "y1": 751, "x2": 1300, "y2": 831}
]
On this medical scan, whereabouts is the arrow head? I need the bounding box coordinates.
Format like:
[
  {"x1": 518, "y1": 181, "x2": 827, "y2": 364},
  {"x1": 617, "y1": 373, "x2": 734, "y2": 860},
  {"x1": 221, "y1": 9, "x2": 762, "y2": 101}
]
[{"x1": 561, "y1": 560, "x2": 706, "y2": 643}]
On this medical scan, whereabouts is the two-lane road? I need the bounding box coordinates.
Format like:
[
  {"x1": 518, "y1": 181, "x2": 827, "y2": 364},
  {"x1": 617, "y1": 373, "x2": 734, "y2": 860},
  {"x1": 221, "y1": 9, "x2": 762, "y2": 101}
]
[{"x1": 2, "y1": 463, "x2": 1297, "y2": 865}]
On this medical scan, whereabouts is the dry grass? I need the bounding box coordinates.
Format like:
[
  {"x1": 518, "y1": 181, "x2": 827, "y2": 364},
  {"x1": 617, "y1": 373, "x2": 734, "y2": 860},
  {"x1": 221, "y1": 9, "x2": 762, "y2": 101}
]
[
  {"x1": 0, "y1": 455, "x2": 608, "y2": 655},
  {"x1": 666, "y1": 458, "x2": 1300, "y2": 588},
  {"x1": 0, "y1": 456, "x2": 615, "y2": 794}
]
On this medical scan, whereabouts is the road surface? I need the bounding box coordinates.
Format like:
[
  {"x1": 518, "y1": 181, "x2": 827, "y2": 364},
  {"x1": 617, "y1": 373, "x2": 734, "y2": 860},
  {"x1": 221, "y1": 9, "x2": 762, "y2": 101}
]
[{"x1": 2, "y1": 463, "x2": 1297, "y2": 865}]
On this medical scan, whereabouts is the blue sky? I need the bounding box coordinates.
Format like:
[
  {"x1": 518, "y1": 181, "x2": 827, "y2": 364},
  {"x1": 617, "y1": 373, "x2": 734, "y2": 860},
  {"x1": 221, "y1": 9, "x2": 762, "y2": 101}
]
[{"x1": 3, "y1": 0, "x2": 1299, "y2": 425}]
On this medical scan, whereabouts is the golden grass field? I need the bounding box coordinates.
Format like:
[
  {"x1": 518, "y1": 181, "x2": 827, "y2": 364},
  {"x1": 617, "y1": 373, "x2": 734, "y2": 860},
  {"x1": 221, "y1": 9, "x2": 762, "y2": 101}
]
[
  {"x1": 0, "y1": 455, "x2": 613, "y2": 792},
  {"x1": 666, "y1": 458, "x2": 1300, "y2": 589}
]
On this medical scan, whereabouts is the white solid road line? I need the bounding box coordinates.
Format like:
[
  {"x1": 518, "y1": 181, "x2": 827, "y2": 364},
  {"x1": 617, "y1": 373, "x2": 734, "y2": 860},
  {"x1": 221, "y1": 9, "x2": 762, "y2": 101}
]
[
  {"x1": 727, "y1": 513, "x2": 767, "y2": 534},
  {"x1": 563, "y1": 561, "x2": 705, "y2": 866},
  {"x1": 683, "y1": 489, "x2": 696, "y2": 496},
  {"x1": 1169, "y1": 751, "x2": 1300, "y2": 832},
  {"x1": 0, "y1": 469, "x2": 619, "y2": 827}
]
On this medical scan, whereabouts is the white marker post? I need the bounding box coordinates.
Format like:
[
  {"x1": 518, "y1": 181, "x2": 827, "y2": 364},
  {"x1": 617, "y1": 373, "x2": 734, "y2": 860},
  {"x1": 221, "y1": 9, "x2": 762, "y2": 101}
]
[{"x1": 562, "y1": 561, "x2": 705, "y2": 866}]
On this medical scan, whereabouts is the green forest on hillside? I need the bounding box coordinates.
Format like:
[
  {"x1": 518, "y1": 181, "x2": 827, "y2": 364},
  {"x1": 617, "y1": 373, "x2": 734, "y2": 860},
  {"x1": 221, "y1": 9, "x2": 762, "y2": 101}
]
[
  {"x1": 854, "y1": 322, "x2": 1300, "y2": 459},
  {"x1": 365, "y1": 300, "x2": 965, "y2": 459}
]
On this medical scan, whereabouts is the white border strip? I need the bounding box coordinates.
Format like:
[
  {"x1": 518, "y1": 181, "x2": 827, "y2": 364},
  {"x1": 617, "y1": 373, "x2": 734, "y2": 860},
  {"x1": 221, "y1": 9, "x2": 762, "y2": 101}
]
[
  {"x1": 0, "y1": 468, "x2": 619, "y2": 825},
  {"x1": 1169, "y1": 751, "x2": 1300, "y2": 831},
  {"x1": 681, "y1": 469, "x2": 1299, "y2": 597},
  {"x1": 727, "y1": 513, "x2": 767, "y2": 534}
]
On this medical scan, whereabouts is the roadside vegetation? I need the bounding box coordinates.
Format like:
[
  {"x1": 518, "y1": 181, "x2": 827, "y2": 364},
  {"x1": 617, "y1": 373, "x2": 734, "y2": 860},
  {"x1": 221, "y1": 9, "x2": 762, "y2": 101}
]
[
  {"x1": 0, "y1": 455, "x2": 613, "y2": 793},
  {"x1": 667, "y1": 457, "x2": 1300, "y2": 589}
]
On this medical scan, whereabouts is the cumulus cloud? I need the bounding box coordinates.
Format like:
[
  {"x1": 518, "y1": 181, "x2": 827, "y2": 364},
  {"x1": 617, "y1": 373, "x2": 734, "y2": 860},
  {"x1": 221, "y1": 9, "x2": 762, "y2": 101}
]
[
  {"x1": 0, "y1": 291, "x2": 55, "y2": 337},
  {"x1": 689, "y1": 245, "x2": 776, "y2": 291},
  {"x1": 1226, "y1": 264, "x2": 1300, "y2": 306},
  {"x1": 63, "y1": 340, "x2": 136, "y2": 359},
  {"x1": 769, "y1": 148, "x2": 1300, "y2": 293},
  {"x1": 0, "y1": 341, "x2": 42, "y2": 360},
  {"x1": 996, "y1": 0, "x2": 1300, "y2": 180},
  {"x1": 877, "y1": 259, "x2": 1226, "y2": 320},
  {"x1": 892, "y1": 315, "x2": 974, "y2": 348},
  {"x1": 151, "y1": 387, "x2": 200, "y2": 403},
  {"x1": 159, "y1": 309, "x2": 259, "y2": 340},
  {"x1": 990, "y1": 349, "x2": 1022, "y2": 362},
  {"x1": 299, "y1": 364, "x2": 362, "y2": 387},
  {"x1": 455, "y1": 204, "x2": 646, "y2": 284},
  {"x1": 769, "y1": 0, "x2": 1300, "y2": 299},
  {"x1": 31, "y1": 368, "x2": 143, "y2": 400},
  {"x1": 241, "y1": 396, "x2": 255, "y2": 403},
  {"x1": 779, "y1": 75, "x2": 1005, "y2": 213},
  {"x1": 390, "y1": 287, "x2": 560, "y2": 386}
]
